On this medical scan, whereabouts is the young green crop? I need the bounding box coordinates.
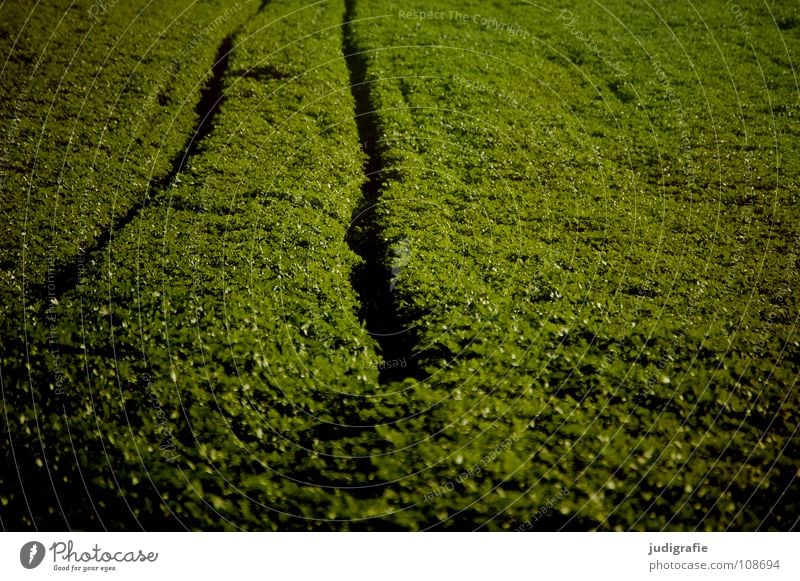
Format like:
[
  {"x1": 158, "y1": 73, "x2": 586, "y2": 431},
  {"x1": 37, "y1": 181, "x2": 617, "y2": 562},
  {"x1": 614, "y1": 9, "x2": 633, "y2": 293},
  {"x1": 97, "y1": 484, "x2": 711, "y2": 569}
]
[
  {"x1": 0, "y1": 0, "x2": 259, "y2": 315},
  {"x1": 1, "y1": 0, "x2": 797, "y2": 531},
  {"x1": 0, "y1": 0, "x2": 388, "y2": 529},
  {"x1": 344, "y1": 0, "x2": 799, "y2": 530}
]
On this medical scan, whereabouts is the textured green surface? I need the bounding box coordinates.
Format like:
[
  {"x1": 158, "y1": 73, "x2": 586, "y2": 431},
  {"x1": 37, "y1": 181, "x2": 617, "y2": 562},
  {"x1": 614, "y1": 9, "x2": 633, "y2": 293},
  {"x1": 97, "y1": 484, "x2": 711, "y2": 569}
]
[
  {"x1": 1, "y1": 0, "x2": 798, "y2": 530},
  {"x1": 341, "y1": 0, "x2": 800, "y2": 531}
]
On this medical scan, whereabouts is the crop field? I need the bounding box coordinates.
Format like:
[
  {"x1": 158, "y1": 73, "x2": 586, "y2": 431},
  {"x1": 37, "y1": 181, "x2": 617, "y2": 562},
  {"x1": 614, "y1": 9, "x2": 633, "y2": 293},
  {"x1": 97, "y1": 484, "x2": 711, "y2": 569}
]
[{"x1": 0, "y1": 0, "x2": 798, "y2": 531}]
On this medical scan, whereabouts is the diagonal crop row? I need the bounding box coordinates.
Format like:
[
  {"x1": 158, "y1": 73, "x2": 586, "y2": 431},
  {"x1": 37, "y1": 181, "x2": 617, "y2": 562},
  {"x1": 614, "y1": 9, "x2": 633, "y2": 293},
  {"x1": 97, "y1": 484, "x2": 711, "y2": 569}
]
[
  {"x1": 1, "y1": 0, "x2": 259, "y2": 528},
  {"x1": 0, "y1": 0, "x2": 257, "y2": 316},
  {"x1": 0, "y1": 0, "x2": 398, "y2": 530}
]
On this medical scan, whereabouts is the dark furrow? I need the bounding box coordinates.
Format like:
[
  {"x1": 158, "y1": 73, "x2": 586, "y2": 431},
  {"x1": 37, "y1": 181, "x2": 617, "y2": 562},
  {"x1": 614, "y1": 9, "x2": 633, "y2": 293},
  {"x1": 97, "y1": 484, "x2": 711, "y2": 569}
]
[
  {"x1": 342, "y1": 1, "x2": 424, "y2": 383},
  {"x1": 38, "y1": 33, "x2": 236, "y2": 302}
]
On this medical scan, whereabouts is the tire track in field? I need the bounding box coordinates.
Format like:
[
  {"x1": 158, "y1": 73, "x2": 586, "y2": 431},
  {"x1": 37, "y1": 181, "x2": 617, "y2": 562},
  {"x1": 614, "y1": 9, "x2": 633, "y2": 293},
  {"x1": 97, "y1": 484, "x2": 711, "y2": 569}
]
[
  {"x1": 37, "y1": 31, "x2": 236, "y2": 304},
  {"x1": 342, "y1": 0, "x2": 424, "y2": 384},
  {"x1": 0, "y1": 31, "x2": 240, "y2": 532}
]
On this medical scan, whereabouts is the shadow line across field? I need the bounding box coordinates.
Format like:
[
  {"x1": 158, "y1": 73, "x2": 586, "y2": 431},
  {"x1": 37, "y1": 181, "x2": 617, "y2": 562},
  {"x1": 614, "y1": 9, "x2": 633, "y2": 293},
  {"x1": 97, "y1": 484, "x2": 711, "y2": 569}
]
[
  {"x1": 37, "y1": 33, "x2": 236, "y2": 305},
  {"x1": 342, "y1": 0, "x2": 425, "y2": 384}
]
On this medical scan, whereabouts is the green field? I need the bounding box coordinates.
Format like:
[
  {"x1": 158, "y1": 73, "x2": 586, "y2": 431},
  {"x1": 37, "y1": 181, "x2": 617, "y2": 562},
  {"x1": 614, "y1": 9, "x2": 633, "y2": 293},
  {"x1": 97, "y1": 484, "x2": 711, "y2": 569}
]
[{"x1": 1, "y1": 0, "x2": 798, "y2": 531}]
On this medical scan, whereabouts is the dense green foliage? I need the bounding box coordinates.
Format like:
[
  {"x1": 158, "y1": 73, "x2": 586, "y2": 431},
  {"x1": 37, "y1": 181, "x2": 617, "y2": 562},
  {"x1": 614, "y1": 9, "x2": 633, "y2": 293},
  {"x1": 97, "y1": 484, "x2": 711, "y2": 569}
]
[
  {"x1": 0, "y1": 0, "x2": 257, "y2": 312},
  {"x1": 1, "y1": 0, "x2": 797, "y2": 530},
  {"x1": 345, "y1": 0, "x2": 799, "y2": 530},
  {"x1": 1, "y1": 0, "x2": 388, "y2": 530}
]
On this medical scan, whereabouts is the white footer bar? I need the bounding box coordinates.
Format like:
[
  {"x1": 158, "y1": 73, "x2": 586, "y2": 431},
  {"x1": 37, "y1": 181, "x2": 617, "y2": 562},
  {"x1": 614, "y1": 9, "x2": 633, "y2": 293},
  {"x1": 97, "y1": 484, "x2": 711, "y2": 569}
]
[{"x1": 2, "y1": 532, "x2": 797, "y2": 580}]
